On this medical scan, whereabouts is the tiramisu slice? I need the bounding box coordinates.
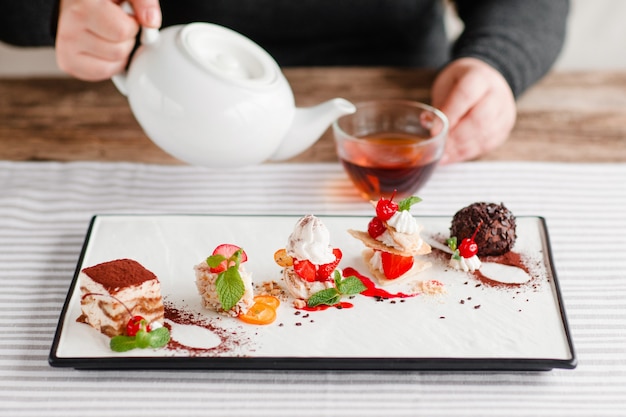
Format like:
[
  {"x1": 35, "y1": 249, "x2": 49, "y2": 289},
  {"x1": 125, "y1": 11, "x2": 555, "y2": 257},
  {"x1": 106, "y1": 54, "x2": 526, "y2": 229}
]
[{"x1": 77, "y1": 258, "x2": 165, "y2": 337}]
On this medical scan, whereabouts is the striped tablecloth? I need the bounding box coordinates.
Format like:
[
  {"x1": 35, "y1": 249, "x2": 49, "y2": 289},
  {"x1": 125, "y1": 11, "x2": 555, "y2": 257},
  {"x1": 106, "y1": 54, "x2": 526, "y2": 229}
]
[{"x1": 1, "y1": 160, "x2": 624, "y2": 417}]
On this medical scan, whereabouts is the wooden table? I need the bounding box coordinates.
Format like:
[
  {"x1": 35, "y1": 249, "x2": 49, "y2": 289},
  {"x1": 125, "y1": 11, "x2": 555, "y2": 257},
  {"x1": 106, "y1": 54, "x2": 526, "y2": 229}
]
[{"x1": 1, "y1": 68, "x2": 625, "y2": 163}]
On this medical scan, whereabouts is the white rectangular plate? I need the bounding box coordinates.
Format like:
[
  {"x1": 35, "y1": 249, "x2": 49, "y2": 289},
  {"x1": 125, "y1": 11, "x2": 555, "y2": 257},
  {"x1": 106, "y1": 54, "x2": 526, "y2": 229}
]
[{"x1": 49, "y1": 214, "x2": 576, "y2": 371}]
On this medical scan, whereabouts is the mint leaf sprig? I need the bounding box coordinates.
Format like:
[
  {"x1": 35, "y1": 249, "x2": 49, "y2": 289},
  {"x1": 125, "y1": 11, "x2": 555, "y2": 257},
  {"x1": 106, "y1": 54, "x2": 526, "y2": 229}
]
[
  {"x1": 110, "y1": 324, "x2": 170, "y2": 352},
  {"x1": 398, "y1": 196, "x2": 422, "y2": 212},
  {"x1": 307, "y1": 271, "x2": 367, "y2": 308},
  {"x1": 207, "y1": 249, "x2": 246, "y2": 312},
  {"x1": 446, "y1": 236, "x2": 462, "y2": 261}
]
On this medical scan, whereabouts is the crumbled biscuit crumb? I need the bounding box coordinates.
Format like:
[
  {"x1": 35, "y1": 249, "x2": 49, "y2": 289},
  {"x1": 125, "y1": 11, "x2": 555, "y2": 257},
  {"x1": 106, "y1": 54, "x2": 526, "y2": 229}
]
[{"x1": 414, "y1": 279, "x2": 446, "y2": 295}]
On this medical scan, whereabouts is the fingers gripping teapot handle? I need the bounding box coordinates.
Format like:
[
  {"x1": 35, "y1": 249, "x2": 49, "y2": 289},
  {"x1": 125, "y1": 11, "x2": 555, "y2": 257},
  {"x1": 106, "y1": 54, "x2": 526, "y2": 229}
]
[
  {"x1": 120, "y1": 2, "x2": 160, "y2": 45},
  {"x1": 111, "y1": 1, "x2": 160, "y2": 96}
]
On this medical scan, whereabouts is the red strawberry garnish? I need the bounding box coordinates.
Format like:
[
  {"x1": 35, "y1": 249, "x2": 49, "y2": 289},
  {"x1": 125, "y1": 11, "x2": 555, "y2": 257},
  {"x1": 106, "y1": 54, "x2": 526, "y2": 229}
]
[
  {"x1": 126, "y1": 315, "x2": 149, "y2": 336},
  {"x1": 380, "y1": 251, "x2": 414, "y2": 279},
  {"x1": 368, "y1": 216, "x2": 386, "y2": 238},
  {"x1": 375, "y1": 191, "x2": 398, "y2": 221},
  {"x1": 316, "y1": 248, "x2": 342, "y2": 281},
  {"x1": 209, "y1": 244, "x2": 248, "y2": 273},
  {"x1": 293, "y1": 248, "x2": 342, "y2": 282},
  {"x1": 293, "y1": 258, "x2": 316, "y2": 282}
]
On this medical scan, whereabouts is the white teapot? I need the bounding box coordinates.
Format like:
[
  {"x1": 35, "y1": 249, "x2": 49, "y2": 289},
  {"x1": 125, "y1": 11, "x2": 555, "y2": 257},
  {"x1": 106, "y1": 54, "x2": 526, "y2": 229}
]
[{"x1": 112, "y1": 20, "x2": 356, "y2": 168}]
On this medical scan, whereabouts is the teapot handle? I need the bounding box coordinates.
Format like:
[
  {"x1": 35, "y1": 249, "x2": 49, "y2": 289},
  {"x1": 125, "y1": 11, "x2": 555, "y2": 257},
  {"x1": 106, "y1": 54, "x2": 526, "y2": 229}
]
[
  {"x1": 120, "y1": 2, "x2": 160, "y2": 45},
  {"x1": 111, "y1": 1, "x2": 160, "y2": 96}
]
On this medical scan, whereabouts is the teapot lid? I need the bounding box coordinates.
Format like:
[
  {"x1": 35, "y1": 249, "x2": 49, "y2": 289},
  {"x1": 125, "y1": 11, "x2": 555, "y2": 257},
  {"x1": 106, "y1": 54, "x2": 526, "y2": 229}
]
[{"x1": 179, "y1": 23, "x2": 280, "y2": 89}]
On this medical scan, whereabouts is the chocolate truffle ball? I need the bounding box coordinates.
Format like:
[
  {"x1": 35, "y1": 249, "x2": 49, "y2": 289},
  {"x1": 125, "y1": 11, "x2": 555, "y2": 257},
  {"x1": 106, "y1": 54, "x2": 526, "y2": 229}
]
[{"x1": 450, "y1": 202, "x2": 516, "y2": 256}]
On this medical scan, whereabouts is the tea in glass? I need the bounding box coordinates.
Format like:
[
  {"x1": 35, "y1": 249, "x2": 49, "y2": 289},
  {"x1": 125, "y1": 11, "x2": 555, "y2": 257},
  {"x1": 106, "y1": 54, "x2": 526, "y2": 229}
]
[{"x1": 333, "y1": 100, "x2": 448, "y2": 200}]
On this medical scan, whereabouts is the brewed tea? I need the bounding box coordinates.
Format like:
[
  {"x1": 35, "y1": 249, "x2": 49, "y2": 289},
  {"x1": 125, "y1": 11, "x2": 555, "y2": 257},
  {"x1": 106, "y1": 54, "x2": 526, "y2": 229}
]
[{"x1": 338, "y1": 132, "x2": 439, "y2": 200}]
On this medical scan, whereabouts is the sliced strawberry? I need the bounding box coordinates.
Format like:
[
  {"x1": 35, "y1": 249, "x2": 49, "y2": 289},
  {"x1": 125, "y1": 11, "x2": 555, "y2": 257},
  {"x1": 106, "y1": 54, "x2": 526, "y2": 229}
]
[
  {"x1": 380, "y1": 251, "x2": 414, "y2": 279},
  {"x1": 210, "y1": 244, "x2": 248, "y2": 273},
  {"x1": 293, "y1": 258, "x2": 316, "y2": 282},
  {"x1": 315, "y1": 248, "x2": 342, "y2": 281},
  {"x1": 212, "y1": 243, "x2": 247, "y2": 260}
]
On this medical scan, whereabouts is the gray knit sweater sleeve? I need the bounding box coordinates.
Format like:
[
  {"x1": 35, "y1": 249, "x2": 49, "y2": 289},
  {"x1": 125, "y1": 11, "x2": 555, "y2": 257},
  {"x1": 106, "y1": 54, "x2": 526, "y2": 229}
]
[{"x1": 452, "y1": 0, "x2": 570, "y2": 97}]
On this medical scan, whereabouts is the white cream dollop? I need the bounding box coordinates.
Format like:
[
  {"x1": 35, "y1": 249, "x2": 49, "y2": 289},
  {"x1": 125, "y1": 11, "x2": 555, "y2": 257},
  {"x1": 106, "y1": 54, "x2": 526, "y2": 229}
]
[
  {"x1": 449, "y1": 254, "x2": 482, "y2": 272},
  {"x1": 286, "y1": 215, "x2": 336, "y2": 265},
  {"x1": 149, "y1": 321, "x2": 163, "y2": 330},
  {"x1": 387, "y1": 210, "x2": 418, "y2": 234},
  {"x1": 369, "y1": 250, "x2": 384, "y2": 273},
  {"x1": 377, "y1": 230, "x2": 401, "y2": 249}
]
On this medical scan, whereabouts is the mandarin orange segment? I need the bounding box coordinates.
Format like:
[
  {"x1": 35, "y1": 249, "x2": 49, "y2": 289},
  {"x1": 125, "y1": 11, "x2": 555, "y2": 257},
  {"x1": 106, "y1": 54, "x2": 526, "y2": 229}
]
[
  {"x1": 239, "y1": 301, "x2": 277, "y2": 325},
  {"x1": 253, "y1": 295, "x2": 280, "y2": 309}
]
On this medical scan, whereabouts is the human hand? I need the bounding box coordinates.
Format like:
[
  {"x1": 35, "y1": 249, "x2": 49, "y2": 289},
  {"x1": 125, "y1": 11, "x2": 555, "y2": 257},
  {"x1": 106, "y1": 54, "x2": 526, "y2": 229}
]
[
  {"x1": 55, "y1": 0, "x2": 162, "y2": 81},
  {"x1": 431, "y1": 57, "x2": 516, "y2": 164}
]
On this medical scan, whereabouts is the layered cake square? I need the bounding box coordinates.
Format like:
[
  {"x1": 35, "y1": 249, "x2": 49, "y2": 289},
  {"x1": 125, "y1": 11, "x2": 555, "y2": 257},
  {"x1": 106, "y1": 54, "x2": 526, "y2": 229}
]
[{"x1": 77, "y1": 258, "x2": 165, "y2": 337}]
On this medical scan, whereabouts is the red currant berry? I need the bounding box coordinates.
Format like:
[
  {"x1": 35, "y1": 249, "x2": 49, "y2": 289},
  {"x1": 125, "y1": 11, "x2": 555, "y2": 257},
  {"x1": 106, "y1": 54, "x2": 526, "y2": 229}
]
[
  {"x1": 368, "y1": 216, "x2": 386, "y2": 238},
  {"x1": 457, "y1": 219, "x2": 484, "y2": 258},
  {"x1": 458, "y1": 238, "x2": 478, "y2": 258},
  {"x1": 375, "y1": 194, "x2": 398, "y2": 221},
  {"x1": 126, "y1": 315, "x2": 149, "y2": 336}
]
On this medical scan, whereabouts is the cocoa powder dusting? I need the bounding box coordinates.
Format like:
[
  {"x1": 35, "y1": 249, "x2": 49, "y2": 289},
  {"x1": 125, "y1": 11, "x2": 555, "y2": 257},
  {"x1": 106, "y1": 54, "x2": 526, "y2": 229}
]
[
  {"x1": 430, "y1": 243, "x2": 540, "y2": 290},
  {"x1": 472, "y1": 251, "x2": 531, "y2": 289},
  {"x1": 82, "y1": 259, "x2": 157, "y2": 293},
  {"x1": 163, "y1": 301, "x2": 251, "y2": 357}
]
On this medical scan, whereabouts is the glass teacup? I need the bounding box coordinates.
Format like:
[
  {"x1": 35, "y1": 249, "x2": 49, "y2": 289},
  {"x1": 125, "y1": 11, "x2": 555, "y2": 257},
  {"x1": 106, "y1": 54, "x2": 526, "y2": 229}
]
[{"x1": 333, "y1": 100, "x2": 448, "y2": 200}]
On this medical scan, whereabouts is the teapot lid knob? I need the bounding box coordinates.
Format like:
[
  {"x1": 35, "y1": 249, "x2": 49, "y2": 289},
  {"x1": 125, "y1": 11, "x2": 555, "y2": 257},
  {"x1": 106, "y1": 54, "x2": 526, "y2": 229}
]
[{"x1": 180, "y1": 23, "x2": 280, "y2": 89}]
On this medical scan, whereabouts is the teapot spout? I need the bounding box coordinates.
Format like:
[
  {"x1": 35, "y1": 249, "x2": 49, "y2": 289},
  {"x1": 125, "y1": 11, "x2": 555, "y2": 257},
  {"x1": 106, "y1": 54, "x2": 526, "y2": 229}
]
[{"x1": 270, "y1": 98, "x2": 356, "y2": 161}]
